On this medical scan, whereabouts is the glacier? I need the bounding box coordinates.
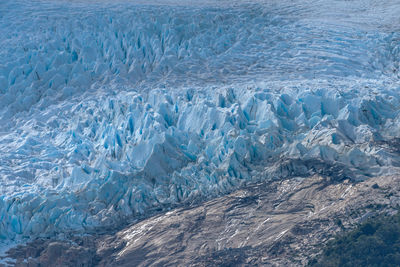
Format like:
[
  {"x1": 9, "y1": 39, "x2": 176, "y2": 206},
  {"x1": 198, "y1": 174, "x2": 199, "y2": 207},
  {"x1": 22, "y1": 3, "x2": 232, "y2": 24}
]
[{"x1": 0, "y1": 0, "x2": 400, "y2": 243}]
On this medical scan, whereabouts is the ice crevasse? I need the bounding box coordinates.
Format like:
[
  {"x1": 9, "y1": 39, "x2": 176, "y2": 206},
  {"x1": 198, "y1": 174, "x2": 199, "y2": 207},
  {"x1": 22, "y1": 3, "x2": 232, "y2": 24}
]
[{"x1": 0, "y1": 0, "x2": 400, "y2": 241}]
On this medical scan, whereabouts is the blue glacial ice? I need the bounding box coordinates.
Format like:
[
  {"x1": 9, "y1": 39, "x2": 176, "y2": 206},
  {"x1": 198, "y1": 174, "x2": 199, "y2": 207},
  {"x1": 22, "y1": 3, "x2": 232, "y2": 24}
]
[{"x1": 0, "y1": 0, "x2": 400, "y2": 241}]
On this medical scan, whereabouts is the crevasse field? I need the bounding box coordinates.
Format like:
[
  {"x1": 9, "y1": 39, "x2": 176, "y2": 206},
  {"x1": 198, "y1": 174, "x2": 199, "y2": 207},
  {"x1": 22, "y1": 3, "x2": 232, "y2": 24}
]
[{"x1": 0, "y1": 0, "x2": 399, "y2": 244}]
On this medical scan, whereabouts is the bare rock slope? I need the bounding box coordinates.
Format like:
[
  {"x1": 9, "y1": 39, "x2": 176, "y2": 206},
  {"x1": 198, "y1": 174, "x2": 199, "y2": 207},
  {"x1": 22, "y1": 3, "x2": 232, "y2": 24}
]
[{"x1": 3, "y1": 174, "x2": 400, "y2": 266}]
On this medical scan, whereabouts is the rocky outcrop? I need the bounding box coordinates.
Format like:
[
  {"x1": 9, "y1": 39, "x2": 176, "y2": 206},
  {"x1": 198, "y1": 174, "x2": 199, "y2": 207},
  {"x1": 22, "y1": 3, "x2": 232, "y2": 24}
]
[{"x1": 3, "y1": 174, "x2": 400, "y2": 266}]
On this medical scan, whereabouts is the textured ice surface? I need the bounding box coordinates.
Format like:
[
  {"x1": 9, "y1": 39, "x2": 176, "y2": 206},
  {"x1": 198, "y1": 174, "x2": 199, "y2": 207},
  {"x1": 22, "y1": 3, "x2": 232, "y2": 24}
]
[{"x1": 0, "y1": 0, "x2": 400, "y2": 241}]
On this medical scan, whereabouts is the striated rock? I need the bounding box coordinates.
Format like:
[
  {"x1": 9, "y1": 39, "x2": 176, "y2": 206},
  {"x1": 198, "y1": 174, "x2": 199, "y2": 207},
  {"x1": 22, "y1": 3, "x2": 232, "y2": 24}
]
[{"x1": 3, "y1": 174, "x2": 400, "y2": 266}]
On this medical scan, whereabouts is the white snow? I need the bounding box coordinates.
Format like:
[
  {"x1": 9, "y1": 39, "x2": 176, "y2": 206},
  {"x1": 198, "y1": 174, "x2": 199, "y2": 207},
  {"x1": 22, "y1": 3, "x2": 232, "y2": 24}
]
[{"x1": 0, "y1": 0, "x2": 399, "y2": 243}]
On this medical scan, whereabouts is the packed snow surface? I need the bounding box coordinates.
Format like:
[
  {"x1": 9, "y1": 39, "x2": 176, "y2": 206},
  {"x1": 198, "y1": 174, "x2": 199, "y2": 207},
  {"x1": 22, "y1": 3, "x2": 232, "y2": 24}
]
[{"x1": 0, "y1": 0, "x2": 399, "y2": 241}]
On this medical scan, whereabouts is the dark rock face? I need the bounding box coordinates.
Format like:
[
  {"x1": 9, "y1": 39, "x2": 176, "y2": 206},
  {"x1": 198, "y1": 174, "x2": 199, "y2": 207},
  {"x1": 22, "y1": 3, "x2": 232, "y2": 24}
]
[
  {"x1": 38, "y1": 242, "x2": 95, "y2": 267},
  {"x1": 3, "y1": 238, "x2": 99, "y2": 267},
  {"x1": 3, "y1": 175, "x2": 400, "y2": 267}
]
